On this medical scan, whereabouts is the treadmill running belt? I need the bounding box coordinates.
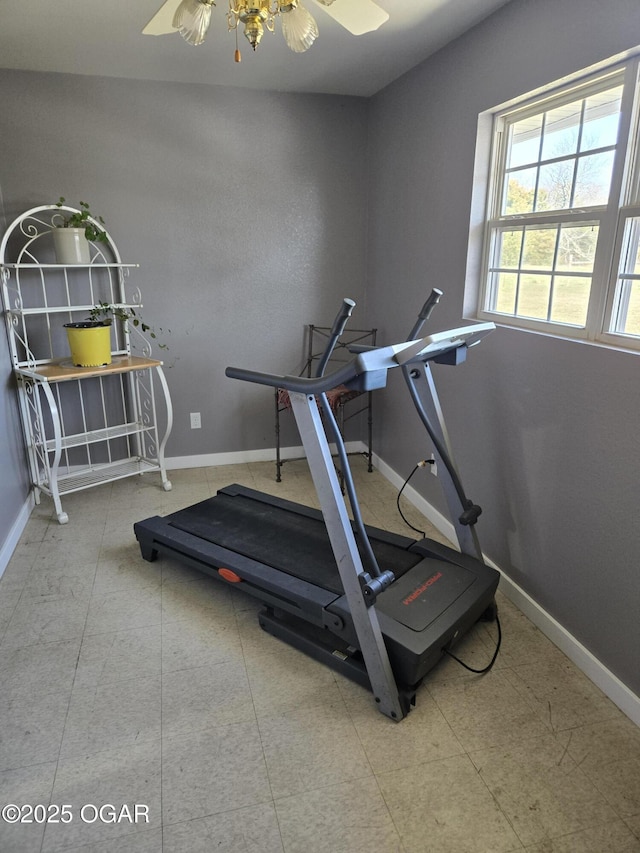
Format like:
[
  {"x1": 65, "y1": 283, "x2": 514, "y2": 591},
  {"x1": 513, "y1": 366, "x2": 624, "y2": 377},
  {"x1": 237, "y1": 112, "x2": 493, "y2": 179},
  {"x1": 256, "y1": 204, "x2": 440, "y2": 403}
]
[{"x1": 167, "y1": 492, "x2": 422, "y2": 596}]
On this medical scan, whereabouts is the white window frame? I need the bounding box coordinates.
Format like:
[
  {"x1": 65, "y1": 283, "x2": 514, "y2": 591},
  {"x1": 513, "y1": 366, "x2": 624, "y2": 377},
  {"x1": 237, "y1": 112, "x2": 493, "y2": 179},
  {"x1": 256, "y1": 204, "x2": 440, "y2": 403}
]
[{"x1": 469, "y1": 52, "x2": 640, "y2": 351}]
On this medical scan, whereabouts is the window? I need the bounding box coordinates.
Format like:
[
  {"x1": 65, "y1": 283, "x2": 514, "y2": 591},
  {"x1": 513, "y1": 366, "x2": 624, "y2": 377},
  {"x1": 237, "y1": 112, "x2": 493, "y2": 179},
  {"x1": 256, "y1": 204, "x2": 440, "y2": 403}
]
[{"x1": 472, "y1": 54, "x2": 640, "y2": 349}]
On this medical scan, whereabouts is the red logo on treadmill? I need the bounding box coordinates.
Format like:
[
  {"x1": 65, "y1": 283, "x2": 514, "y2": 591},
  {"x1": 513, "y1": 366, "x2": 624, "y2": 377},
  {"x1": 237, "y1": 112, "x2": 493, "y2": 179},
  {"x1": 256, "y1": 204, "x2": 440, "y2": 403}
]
[{"x1": 402, "y1": 571, "x2": 443, "y2": 605}]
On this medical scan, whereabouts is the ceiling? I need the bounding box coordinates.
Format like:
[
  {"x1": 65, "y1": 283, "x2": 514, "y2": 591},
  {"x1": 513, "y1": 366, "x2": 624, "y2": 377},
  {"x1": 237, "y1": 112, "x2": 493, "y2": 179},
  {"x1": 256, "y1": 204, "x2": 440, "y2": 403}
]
[{"x1": 0, "y1": 0, "x2": 513, "y2": 97}]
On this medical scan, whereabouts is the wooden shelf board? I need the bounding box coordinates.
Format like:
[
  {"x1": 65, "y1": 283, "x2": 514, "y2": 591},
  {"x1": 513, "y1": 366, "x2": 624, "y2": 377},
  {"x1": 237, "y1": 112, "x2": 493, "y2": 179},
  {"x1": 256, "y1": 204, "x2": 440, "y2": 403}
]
[{"x1": 16, "y1": 355, "x2": 162, "y2": 383}]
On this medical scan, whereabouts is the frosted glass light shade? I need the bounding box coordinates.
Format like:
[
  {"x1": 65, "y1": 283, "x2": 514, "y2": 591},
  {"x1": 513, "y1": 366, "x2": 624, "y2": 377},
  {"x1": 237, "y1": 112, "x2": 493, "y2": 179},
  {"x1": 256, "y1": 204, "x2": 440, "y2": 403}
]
[
  {"x1": 172, "y1": 0, "x2": 213, "y2": 46},
  {"x1": 281, "y1": 3, "x2": 318, "y2": 53}
]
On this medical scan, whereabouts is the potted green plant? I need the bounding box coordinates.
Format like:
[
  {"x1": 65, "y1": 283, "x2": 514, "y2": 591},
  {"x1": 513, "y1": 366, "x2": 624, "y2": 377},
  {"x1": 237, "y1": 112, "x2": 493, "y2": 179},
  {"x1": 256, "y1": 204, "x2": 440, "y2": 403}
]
[
  {"x1": 64, "y1": 301, "x2": 167, "y2": 367},
  {"x1": 52, "y1": 198, "x2": 108, "y2": 264},
  {"x1": 88, "y1": 301, "x2": 166, "y2": 343}
]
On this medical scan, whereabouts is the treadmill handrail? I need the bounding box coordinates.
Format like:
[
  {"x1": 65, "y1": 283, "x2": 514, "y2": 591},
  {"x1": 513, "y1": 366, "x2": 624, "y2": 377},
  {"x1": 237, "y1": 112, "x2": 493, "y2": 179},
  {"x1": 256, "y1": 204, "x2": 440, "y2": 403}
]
[
  {"x1": 407, "y1": 288, "x2": 443, "y2": 341},
  {"x1": 225, "y1": 361, "x2": 361, "y2": 394},
  {"x1": 225, "y1": 323, "x2": 495, "y2": 394},
  {"x1": 315, "y1": 297, "x2": 356, "y2": 378}
]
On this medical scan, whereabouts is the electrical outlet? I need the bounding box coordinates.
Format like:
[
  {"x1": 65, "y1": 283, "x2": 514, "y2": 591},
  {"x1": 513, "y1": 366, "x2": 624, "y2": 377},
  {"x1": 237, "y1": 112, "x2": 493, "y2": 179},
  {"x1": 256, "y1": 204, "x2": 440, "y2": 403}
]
[
  {"x1": 190, "y1": 412, "x2": 201, "y2": 429},
  {"x1": 430, "y1": 453, "x2": 438, "y2": 476}
]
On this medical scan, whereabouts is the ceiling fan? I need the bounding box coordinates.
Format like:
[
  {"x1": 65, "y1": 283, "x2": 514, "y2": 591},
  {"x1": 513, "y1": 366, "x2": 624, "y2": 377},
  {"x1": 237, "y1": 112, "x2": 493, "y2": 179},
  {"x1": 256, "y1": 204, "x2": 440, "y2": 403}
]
[{"x1": 143, "y1": 0, "x2": 389, "y2": 60}]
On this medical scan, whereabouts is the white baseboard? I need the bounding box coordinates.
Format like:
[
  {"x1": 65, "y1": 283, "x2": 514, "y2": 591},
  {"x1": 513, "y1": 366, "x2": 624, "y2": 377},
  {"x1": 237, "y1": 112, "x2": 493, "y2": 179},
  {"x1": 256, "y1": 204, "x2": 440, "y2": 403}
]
[
  {"x1": 0, "y1": 494, "x2": 34, "y2": 581},
  {"x1": 167, "y1": 447, "x2": 280, "y2": 469},
  {"x1": 166, "y1": 441, "x2": 367, "y2": 470},
  {"x1": 373, "y1": 452, "x2": 640, "y2": 728},
  {"x1": 494, "y1": 570, "x2": 640, "y2": 727}
]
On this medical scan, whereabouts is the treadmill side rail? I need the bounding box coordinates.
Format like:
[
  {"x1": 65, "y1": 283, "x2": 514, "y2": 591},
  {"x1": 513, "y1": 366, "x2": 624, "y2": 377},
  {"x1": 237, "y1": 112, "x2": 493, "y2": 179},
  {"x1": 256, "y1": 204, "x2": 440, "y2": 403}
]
[
  {"x1": 289, "y1": 390, "x2": 406, "y2": 721},
  {"x1": 134, "y1": 514, "x2": 341, "y2": 624}
]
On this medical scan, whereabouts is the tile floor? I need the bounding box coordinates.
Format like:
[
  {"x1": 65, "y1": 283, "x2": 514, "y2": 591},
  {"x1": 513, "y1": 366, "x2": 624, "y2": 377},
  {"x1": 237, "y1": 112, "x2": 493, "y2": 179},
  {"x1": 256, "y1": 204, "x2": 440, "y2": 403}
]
[{"x1": 1, "y1": 458, "x2": 640, "y2": 853}]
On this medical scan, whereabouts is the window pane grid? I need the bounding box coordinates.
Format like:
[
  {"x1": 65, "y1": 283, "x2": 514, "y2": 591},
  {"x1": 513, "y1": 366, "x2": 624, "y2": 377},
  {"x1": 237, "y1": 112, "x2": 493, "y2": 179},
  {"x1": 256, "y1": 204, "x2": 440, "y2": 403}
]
[
  {"x1": 488, "y1": 271, "x2": 592, "y2": 327},
  {"x1": 619, "y1": 63, "x2": 640, "y2": 204},
  {"x1": 502, "y1": 89, "x2": 621, "y2": 217},
  {"x1": 487, "y1": 221, "x2": 597, "y2": 327},
  {"x1": 478, "y1": 62, "x2": 639, "y2": 344},
  {"x1": 610, "y1": 216, "x2": 640, "y2": 334}
]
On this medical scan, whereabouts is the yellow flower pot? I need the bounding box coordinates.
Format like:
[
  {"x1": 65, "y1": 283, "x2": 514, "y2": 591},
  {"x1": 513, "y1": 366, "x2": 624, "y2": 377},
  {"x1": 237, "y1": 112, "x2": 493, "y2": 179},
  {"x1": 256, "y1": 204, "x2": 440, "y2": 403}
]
[{"x1": 64, "y1": 322, "x2": 112, "y2": 367}]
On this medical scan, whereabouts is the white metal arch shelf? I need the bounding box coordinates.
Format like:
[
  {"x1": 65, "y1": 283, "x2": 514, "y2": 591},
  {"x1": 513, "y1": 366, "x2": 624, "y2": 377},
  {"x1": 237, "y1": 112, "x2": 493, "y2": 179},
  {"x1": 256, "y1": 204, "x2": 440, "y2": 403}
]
[{"x1": 1, "y1": 204, "x2": 173, "y2": 523}]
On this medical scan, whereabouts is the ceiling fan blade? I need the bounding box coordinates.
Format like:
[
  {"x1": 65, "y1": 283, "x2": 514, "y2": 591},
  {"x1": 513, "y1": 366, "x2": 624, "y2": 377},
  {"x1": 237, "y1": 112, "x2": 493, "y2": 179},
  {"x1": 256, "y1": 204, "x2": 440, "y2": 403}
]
[
  {"x1": 311, "y1": 0, "x2": 389, "y2": 36},
  {"x1": 142, "y1": 0, "x2": 182, "y2": 35}
]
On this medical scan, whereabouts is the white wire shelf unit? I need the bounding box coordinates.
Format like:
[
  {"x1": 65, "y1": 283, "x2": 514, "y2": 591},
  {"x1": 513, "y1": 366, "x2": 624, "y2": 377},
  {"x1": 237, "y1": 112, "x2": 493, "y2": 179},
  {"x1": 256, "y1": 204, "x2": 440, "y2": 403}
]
[{"x1": 1, "y1": 205, "x2": 173, "y2": 523}]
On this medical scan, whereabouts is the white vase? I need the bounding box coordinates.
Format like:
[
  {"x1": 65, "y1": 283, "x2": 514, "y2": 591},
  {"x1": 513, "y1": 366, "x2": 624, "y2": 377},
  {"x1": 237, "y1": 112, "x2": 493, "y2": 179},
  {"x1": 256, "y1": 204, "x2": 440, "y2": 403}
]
[{"x1": 52, "y1": 227, "x2": 91, "y2": 264}]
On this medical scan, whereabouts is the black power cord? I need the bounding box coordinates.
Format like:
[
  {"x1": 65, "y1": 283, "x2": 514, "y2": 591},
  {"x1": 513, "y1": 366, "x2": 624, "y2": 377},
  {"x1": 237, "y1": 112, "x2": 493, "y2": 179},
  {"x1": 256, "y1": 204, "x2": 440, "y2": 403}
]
[
  {"x1": 443, "y1": 614, "x2": 502, "y2": 674},
  {"x1": 396, "y1": 460, "x2": 435, "y2": 537},
  {"x1": 397, "y1": 462, "x2": 502, "y2": 674}
]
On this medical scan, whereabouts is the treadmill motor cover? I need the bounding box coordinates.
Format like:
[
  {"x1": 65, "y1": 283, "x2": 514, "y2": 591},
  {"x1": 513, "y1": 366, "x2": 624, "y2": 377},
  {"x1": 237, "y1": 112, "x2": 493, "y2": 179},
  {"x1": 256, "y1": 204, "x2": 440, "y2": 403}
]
[{"x1": 377, "y1": 557, "x2": 475, "y2": 631}]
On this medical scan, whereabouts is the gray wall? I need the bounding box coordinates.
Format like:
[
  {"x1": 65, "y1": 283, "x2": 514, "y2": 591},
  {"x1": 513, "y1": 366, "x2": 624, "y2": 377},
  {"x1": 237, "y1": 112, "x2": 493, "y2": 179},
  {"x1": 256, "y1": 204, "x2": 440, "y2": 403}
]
[
  {"x1": 0, "y1": 325, "x2": 30, "y2": 543},
  {"x1": 0, "y1": 191, "x2": 32, "y2": 547},
  {"x1": 0, "y1": 70, "x2": 369, "y2": 541},
  {"x1": 367, "y1": 0, "x2": 640, "y2": 695}
]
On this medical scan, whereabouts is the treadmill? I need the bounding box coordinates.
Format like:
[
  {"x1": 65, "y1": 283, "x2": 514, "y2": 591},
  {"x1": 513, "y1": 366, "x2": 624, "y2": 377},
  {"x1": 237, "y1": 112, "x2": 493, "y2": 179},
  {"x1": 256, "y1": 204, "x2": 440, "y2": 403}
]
[{"x1": 134, "y1": 292, "x2": 500, "y2": 720}]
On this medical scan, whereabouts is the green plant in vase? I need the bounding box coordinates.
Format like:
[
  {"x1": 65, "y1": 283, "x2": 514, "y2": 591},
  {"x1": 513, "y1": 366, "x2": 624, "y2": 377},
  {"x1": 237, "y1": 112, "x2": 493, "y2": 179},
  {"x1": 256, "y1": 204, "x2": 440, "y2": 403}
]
[
  {"x1": 55, "y1": 197, "x2": 108, "y2": 243},
  {"x1": 88, "y1": 301, "x2": 169, "y2": 349}
]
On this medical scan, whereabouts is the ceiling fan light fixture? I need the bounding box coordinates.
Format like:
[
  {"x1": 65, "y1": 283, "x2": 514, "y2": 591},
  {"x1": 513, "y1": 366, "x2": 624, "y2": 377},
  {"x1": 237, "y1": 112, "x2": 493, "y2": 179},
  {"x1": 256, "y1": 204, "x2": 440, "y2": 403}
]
[
  {"x1": 172, "y1": 0, "x2": 215, "y2": 46},
  {"x1": 281, "y1": 1, "x2": 319, "y2": 53},
  {"x1": 143, "y1": 0, "x2": 389, "y2": 57},
  {"x1": 236, "y1": 3, "x2": 270, "y2": 51},
  {"x1": 243, "y1": 15, "x2": 265, "y2": 50}
]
